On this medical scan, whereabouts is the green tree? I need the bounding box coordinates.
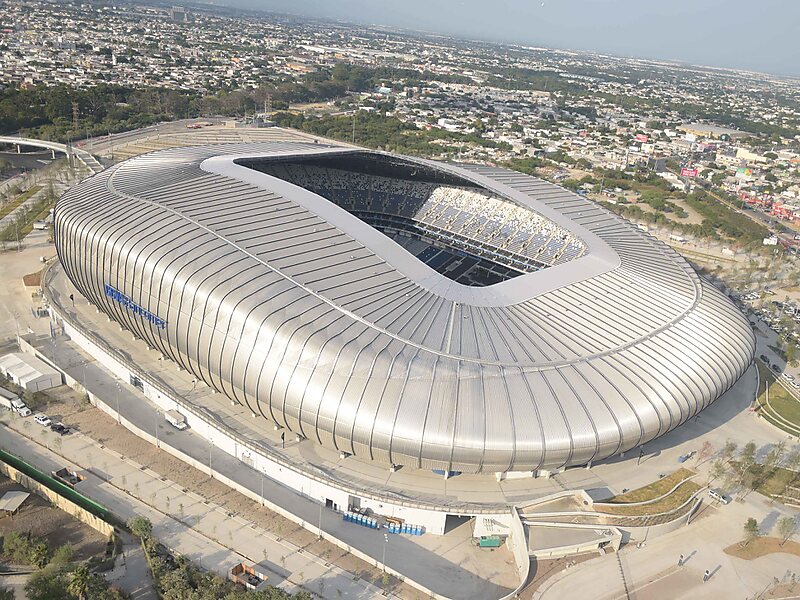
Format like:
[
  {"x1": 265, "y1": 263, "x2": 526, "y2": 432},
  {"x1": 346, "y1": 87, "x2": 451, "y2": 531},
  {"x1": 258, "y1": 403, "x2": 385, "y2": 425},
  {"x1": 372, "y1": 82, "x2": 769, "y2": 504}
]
[
  {"x1": 68, "y1": 565, "x2": 91, "y2": 600},
  {"x1": 0, "y1": 587, "x2": 14, "y2": 600},
  {"x1": 722, "y1": 440, "x2": 738, "y2": 463},
  {"x1": 128, "y1": 516, "x2": 153, "y2": 540},
  {"x1": 737, "y1": 441, "x2": 757, "y2": 486},
  {"x1": 3, "y1": 531, "x2": 30, "y2": 563},
  {"x1": 29, "y1": 541, "x2": 50, "y2": 569},
  {"x1": 709, "y1": 460, "x2": 727, "y2": 484},
  {"x1": 49, "y1": 544, "x2": 74, "y2": 567},
  {"x1": 777, "y1": 516, "x2": 797, "y2": 546},
  {"x1": 743, "y1": 517, "x2": 761, "y2": 546},
  {"x1": 24, "y1": 568, "x2": 68, "y2": 600}
]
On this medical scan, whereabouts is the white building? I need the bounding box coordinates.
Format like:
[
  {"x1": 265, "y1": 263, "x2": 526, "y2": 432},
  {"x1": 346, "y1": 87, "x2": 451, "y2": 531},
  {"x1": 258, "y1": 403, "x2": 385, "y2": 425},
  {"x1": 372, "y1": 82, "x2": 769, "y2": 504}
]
[{"x1": 0, "y1": 353, "x2": 62, "y2": 392}]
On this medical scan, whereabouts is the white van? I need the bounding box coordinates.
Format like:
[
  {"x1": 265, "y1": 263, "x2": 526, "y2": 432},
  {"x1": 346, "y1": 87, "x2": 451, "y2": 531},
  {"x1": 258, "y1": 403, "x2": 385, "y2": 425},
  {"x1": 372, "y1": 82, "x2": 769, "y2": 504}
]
[{"x1": 165, "y1": 409, "x2": 188, "y2": 430}]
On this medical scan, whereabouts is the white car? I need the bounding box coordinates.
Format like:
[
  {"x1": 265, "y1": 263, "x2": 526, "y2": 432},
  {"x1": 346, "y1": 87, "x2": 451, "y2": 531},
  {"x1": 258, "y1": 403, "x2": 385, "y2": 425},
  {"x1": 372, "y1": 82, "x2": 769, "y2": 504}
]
[
  {"x1": 781, "y1": 372, "x2": 795, "y2": 382},
  {"x1": 708, "y1": 488, "x2": 731, "y2": 504},
  {"x1": 33, "y1": 413, "x2": 51, "y2": 427}
]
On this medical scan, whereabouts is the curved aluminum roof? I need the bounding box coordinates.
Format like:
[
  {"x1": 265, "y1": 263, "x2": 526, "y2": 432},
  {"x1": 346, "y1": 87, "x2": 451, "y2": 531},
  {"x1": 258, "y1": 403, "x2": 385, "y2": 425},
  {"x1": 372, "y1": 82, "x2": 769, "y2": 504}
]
[{"x1": 54, "y1": 142, "x2": 755, "y2": 473}]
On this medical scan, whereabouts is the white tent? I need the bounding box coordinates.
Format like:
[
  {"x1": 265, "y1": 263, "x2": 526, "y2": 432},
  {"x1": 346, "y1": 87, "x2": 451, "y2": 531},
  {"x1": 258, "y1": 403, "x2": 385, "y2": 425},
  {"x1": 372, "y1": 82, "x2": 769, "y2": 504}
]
[{"x1": 0, "y1": 353, "x2": 61, "y2": 392}]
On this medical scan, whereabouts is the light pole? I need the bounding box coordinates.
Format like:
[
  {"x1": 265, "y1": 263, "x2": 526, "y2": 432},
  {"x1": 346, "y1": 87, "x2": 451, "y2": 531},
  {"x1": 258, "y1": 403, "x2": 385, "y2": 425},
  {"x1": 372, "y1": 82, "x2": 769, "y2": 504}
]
[
  {"x1": 260, "y1": 471, "x2": 264, "y2": 506},
  {"x1": 115, "y1": 382, "x2": 121, "y2": 424},
  {"x1": 155, "y1": 409, "x2": 160, "y2": 449},
  {"x1": 382, "y1": 533, "x2": 388, "y2": 572},
  {"x1": 318, "y1": 502, "x2": 323, "y2": 539}
]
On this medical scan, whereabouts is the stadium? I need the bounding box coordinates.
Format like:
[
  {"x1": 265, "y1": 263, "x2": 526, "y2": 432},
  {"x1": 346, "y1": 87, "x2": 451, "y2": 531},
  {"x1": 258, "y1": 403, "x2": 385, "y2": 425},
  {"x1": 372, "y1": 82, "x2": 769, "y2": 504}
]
[{"x1": 54, "y1": 142, "x2": 756, "y2": 476}]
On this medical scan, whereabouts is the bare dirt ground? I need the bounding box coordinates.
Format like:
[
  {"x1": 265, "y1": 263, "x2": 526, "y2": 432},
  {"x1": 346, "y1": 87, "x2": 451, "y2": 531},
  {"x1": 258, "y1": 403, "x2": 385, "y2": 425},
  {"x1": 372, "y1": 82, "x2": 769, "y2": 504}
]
[
  {"x1": 723, "y1": 536, "x2": 800, "y2": 560},
  {"x1": 669, "y1": 198, "x2": 706, "y2": 226},
  {"x1": 40, "y1": 386, "x2": 429, "y2": 599},
  {"x1": 0, "y1": 475, "x2": 108, "y2": 565}
]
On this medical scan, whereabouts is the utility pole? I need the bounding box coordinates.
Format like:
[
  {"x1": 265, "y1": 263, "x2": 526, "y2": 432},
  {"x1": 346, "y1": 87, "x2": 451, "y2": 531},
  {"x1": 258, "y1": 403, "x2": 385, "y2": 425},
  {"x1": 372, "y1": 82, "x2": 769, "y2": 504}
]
[
  {"x1": 352, "y1": 108, "x2": 357, "y2": 144},
  {"x1": 72, "y1": 101, "x2": 79, "y2": 132}
]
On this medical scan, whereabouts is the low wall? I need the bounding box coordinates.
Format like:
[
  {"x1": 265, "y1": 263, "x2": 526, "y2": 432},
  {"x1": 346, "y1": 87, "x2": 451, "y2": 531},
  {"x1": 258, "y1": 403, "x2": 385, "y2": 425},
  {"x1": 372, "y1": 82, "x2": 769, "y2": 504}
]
[
  {"x1": 0, "y1": 453, "x2": 114, "y2": 538},
  {"x1": 497, "y1": 507, "x2": 531, "y2": 600},
  {"x1": 618, "y1": 498, "x2": 703, "y2": 543}
]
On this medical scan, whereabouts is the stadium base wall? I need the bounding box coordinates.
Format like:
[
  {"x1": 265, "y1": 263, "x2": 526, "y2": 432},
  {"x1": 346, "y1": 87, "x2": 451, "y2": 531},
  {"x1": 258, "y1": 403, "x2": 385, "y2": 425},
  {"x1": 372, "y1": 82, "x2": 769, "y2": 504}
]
[{"x1": 52, "y1": 307, "x2": 452, "y2": 535}]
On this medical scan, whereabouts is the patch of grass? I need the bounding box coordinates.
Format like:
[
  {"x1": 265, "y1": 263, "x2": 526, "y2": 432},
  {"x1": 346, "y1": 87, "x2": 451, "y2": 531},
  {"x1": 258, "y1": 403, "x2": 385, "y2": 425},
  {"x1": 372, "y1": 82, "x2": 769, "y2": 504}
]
[
  {"x1": 608, "y1": 468, "x2": 695, "y2": 503},
  {"x1": 0, "y1": 185, "x2": 42, "y2": 219},
  {"x1": 755, "y1": 361, "x2": 800, "y2": 435},
  {"x1": 18, "y1": 202, "x2": 53, "y2": 238},
  {"x1": 724, "y1": 536, "x2": 800, "y2": 560},
  {"x1": 598, "y1": 468, "x2": 701, "y2": 516},
  {"x1": 733, "y1": 462, "x2": 799, "y2": 499}
]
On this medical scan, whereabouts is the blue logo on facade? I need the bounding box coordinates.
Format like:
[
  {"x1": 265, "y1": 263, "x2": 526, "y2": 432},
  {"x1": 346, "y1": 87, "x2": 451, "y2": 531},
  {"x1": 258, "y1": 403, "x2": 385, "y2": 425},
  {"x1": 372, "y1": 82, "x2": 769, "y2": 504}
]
[{"x1": 104, "y1": 284, "x2": 167, "y2": 329}]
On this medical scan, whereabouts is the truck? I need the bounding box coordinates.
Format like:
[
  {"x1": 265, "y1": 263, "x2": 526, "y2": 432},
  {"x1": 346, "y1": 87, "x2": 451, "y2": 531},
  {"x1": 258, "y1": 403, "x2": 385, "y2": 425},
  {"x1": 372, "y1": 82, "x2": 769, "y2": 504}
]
[
  {"x1": 0, "y1": 388, "x2": 32, "y2": 417},
  {"x1": 165, "y1": 409, "x2": 188, "y2": 430}
]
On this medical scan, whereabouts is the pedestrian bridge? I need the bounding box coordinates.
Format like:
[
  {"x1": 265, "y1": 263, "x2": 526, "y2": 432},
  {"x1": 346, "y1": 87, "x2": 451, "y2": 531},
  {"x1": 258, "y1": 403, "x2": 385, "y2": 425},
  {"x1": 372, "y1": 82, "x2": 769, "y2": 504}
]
[{"x1": 0, "y1": 136, "x2": 104, "y2": 174}]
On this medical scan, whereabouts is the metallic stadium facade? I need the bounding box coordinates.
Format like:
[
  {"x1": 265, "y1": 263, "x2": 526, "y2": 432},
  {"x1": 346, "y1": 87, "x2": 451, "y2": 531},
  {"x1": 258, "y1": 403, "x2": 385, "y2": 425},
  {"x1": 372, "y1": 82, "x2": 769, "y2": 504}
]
[{"x1": 54, "y1": 142, "x2": 756, "y2": 474}]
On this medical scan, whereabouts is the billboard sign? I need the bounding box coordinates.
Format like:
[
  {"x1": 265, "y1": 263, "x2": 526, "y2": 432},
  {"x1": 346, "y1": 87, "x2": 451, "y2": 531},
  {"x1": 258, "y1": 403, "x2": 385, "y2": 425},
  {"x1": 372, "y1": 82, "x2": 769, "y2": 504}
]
[
  {"x1": 635, "y1": 133, "x2": 649, "y2": 143},
  {"x1": 681, "y1": 168, "x2": 699, "y2": 178}
]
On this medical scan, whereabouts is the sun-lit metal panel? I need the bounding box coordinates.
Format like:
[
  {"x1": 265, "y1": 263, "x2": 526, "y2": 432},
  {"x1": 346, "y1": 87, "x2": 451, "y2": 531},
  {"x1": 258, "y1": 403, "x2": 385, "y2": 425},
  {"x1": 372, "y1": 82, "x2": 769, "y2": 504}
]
[{"x1": 54, "y1": 142, "x2": 755, "y2": 473}]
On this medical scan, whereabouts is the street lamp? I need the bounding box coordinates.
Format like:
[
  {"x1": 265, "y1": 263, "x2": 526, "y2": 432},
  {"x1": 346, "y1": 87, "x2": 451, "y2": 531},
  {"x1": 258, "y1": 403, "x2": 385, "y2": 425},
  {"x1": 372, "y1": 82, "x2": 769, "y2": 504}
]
[
  {"x1": 115, "y1": 382, "x2": 121, "y2": 424},
  {"x1": 155, "y1": 409, "x2": 160, "y2": 449},
  {"x1": 208, "y1": 436, "x2": 214, "y2": 478},
  {"x1": 382, "y1": 533, "x2": 388, "y2": 572}
]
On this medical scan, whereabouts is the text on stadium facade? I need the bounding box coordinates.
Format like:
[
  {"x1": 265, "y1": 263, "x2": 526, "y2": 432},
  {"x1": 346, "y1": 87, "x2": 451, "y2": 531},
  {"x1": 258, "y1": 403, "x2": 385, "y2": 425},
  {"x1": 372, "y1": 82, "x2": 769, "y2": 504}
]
[{"x1": 104, "y1": 283, "x2": 167, "y2": 329}]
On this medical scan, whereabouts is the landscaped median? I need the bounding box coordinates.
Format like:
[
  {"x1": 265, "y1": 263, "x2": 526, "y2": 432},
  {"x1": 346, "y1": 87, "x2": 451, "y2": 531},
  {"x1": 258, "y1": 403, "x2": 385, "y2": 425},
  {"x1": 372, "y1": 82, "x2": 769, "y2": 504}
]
[
  {"x1": 755, "y1": 361, "x2": 800, "y2": 437},
  {"x1": 0, "y1": 184, "x2": 42, "y2": 219},
  {"x1": 597, "y1": 468, "x2": 701, "y2": 517},
  {"x1": 522, "y1": 469, "x2": 705, "y2": 533}
]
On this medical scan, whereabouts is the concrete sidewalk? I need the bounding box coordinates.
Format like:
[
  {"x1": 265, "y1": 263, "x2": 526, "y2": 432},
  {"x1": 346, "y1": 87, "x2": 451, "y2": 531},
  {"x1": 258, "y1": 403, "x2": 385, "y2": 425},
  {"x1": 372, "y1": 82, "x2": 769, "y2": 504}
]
[
  {"x1": 0, "y1": 419, "x2": 392, "y2": 599},
  {"x1": 535, "y1": 492, "x2": 798, "y2": 600}
]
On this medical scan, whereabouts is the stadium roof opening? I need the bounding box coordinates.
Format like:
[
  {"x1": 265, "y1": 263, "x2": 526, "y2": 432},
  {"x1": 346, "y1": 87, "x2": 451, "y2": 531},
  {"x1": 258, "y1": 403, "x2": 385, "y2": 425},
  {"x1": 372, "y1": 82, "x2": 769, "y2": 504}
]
[{"x1": 239, "y1": 152, "x2": 585, "y2": 287}]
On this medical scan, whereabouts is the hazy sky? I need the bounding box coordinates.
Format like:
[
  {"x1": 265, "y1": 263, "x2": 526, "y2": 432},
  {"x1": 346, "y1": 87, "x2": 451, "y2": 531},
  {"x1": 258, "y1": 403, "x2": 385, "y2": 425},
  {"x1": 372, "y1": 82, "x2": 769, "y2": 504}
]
[{"x1": 225, "y1": 0, "x2": 800, "y2": 77}]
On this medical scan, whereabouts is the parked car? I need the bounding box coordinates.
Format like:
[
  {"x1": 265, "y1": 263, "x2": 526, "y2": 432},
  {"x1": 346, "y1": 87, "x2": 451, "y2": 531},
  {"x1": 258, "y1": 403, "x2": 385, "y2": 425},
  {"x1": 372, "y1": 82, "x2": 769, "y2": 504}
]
[
  {"x1": 50, "y1": 422, "x2": 70, "y2": 435},
  {"x1": 759, "y1": 354, "x2": 770, "y2": 364},
  {"x1": 34, "y1": 413, "x2": 52, "y2": 427},
  {"x1": 772, "y1": 364, "x2": 782, "y2": 373},
  {"x1": 708, "y1": 488, "x2": 731, "y2": 504}
]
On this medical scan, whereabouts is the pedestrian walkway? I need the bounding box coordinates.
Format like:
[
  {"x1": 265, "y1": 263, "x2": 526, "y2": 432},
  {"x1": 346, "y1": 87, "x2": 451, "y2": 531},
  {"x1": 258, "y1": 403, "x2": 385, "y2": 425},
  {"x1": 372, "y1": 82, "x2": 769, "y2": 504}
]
[
  {"x1": 533, "y1": 496, "x2": 798, "y2": 600},
  {"x1": 0, "y1": 419, "x2": 391, "y2": 599},
  {"x1": 105, "y1": 532, "x2": 159, "y2": 600}
]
